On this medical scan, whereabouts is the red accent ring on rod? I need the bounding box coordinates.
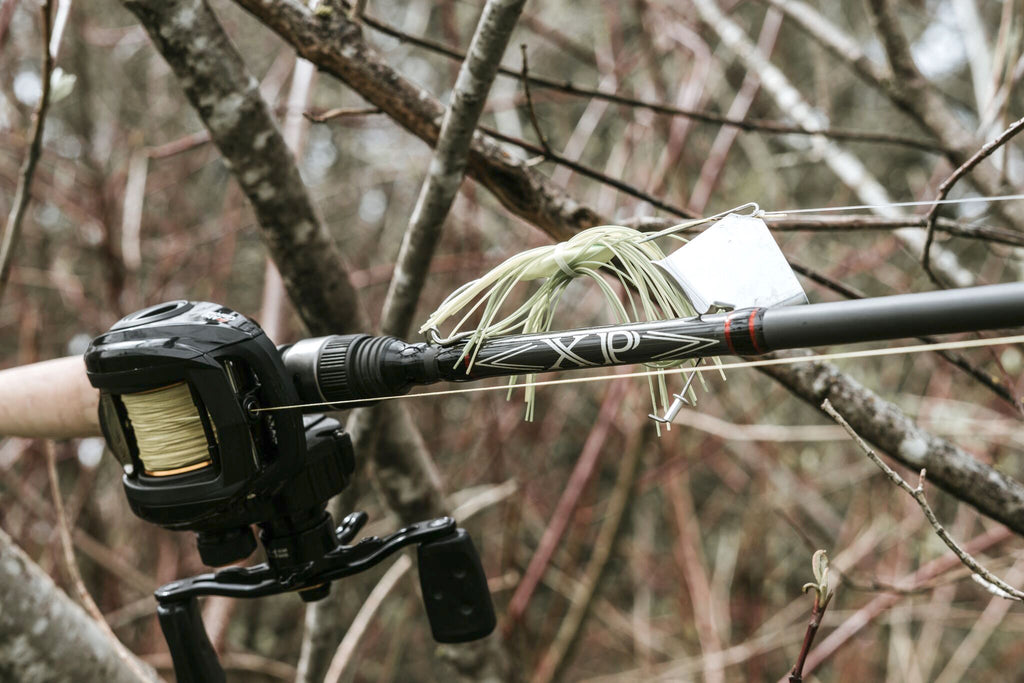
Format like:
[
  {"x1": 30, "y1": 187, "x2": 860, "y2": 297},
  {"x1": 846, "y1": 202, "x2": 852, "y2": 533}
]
[
  {"x1": 748, "y1": 310, "x2": 764, "y2": 354},
  {"x1": 724, "y1": 314, "x2": 738, "y2": 355}
]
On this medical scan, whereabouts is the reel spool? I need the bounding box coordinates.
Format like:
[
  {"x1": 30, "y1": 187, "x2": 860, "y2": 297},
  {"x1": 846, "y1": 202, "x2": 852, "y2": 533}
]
[
  {"x1": 85, "y1": 300, "x2": 348, "y2": 566},
  {"x1": 119, "y1": 382, "x2": 213, "y2": 476}
]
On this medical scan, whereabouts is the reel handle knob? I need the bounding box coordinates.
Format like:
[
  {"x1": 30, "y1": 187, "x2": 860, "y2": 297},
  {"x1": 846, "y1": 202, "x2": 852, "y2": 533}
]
[{"x1": 417, "y1": 528, "x2": 496, "y2": 643}]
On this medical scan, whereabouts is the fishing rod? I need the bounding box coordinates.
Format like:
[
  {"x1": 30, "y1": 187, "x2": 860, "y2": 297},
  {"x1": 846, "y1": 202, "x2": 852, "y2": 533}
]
[
  {"x1": 5, "y1": 211, "x2": 1024, "y2": 683},
  {"x1": 278, "y1": 281, "x2": 1024, "y2": 407},
  {"x1": 76, "y1": 282, "x2": 1024, "y2": 682}
]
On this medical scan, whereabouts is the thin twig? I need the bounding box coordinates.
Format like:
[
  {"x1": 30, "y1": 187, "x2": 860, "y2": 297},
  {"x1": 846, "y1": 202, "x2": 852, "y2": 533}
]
[
  {"x1": 303, "y1": 105, "x2": 383, "y2": 122},
  {"x1": 349, "y1": 0, "x2": 368, "y2": 21},
  {"x1": 143, "y1": 651, "x2": 295, "y2": 680},
  {"x1": 322, "y1": 480, "x2": 517, "y2": 683},
  {"x1": 922, "y1": 113, "x2": 1024, "y2": 286},
  {"x1": 479, "y1": 125, "x2": 696, "y2": 218},
  {"x1": 822, "y1": 399, "x2": 1024, "y2": 602},
  {"x1": 322, "y1": 554, "x2": 411, "y2": 683},
  {"x1": 626, "y1": 213, "x2": 1024, "y2": 248},
  {"x1": 360, "y1": 13, "x2": 946, "y2": 153},
  {"x1": 788, "y1": 550, "x2": 833, "y2": 683},
  {"x1": 45, "y1": 442, "x2": 155, "y2": 682},
  {"x1": 531, "y1": 426, "x2": 645, "y2": 683},
  {"x1": 505, "y1": 380, "x2": 630, "y2": 632},
  {"x1": 519, "y1": 44, "x2": 552, "y2": 156},
  {"x1": 788, "y1": 590, "x2": 828, "y2": 682},
  {"x1": 0, "y1": 0, "x2": 55, "y2": 302}
]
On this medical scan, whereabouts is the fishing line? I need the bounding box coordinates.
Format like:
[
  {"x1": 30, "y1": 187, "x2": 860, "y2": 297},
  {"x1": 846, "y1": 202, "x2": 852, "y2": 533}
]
[
  {"x1": 765, "y1": 192, "x2": 1024, "y2": 216},
  {"x1": 252, "y1": 333, "x2": 1024, "y2": 414},
  {"x1": 120, "y1": 382, "x2": 213, "y2": 474}
]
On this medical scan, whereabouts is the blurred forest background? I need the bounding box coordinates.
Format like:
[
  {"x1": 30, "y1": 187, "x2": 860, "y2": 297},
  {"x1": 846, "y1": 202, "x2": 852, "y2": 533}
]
[{"x1": 3, "y1": 0, "x2": 1024, "y2": 681}]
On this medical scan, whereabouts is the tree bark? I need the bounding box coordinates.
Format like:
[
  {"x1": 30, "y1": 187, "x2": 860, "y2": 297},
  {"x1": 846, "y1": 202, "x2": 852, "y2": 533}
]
[
  {"x1": 122, "y1": 0, "x2": 367, "y2": 336},
  {"x1": 115, "y1": 2, "x2": 506, "y2": 679},
  {"x1": 381, "y1": 0, "x2": 528, "y2": 337},
  {"x1": 0, "y1": 527, "x2": 157, "y2": 683},
  {"x1": 233, "y1": 0, "x2": 603, "y2": 241},
  {"x1": 760, "y1": 352, "x2": 1024, "y2": 536}
]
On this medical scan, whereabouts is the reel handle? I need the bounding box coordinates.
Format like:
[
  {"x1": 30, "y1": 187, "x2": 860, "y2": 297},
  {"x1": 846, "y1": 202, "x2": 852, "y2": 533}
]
[
  {"x1": 156, "y1": 597, "x2": 225, "y2": 683},
  {"x1": 418, "y1": 528, "x2": 496, "y2": 643}
]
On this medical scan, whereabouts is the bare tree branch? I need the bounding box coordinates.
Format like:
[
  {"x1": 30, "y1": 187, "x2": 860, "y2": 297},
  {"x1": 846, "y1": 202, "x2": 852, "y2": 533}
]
[
  {"x1": 0, "y1": 527, "x2": 158, "y2": 682},
  {"x1": 760, "y1": 353, "x2": 1024, "y2": 536},
  {"x1": 923, "y1": 113, "x2": 1024, "y2": 285},
  {"x1": 822, "y1": 399, "x2": 1024, "y2": 601},
  {"x1": 322, "y1": 480, "x2": 517, "y2": 683},
  {"x1": 693, "y1": 0, "x2": 977, "y2": 287},
  {"x1": 624, "y1": 212, "x2": 1024, "y2": 248},
  {"x1": 478, "y1": 125, "x2": 695, "y2": 218},
  {"x1": 360, "y1": 11, "x2": 947, "y2": 154},
  {"x1": 765, "y1": 0, "x2": 1024, "y2": 236},
  {"x1": 234, "y1": 0, "x2": 603, "y2": 240},
  {"x1": 45, "y1": 441, "x2": 153, "y2": 682},
  {"x1": 532, "y1": 427, "x2": 645, "y2": 683},
  {"x1": 0, "y1": 0, "x2": 55, "y2": 302},
  {"x1": 122, "y1": 0, "x2": 367, "y2": 336},
  {"x1": 381, "y1": 0, "x2": 527, "y2": 338}
]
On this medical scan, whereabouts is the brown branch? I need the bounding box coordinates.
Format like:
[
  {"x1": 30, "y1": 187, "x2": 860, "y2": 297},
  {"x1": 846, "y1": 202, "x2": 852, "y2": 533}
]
[
  {"x1": 479, "y1": 125, "x2": 695, "y2": 218},
  {"x1": 625, "y1": 213, "x2": 1024, "y2": 248},
  {"x1": 519, "y1": 44, "x2": 552, "y2": 157},
  {"x1": 234, "y1": 0, "x2": 603, "y2": 241},
  {"x1": 145, "y1": 130, "x2": 211, "y2": 159},
  {"x1": 759, "y1": 354, "x2": 1024, "y2": 537},
  {"x1": 768, "y1": 0, "x2": 1024, "y2": 235},
  {"x1": 303, "y1": 105, "x2": 382, "y2": 122},
  {"x1": 123, "y1": 0, "x2": 368, "y2": 337},
  {"x1": 360, "y1": 12, "x2": 947, "y2": 154},
  {"x1": 822, "y1": 399, "x2": 1024, "y2": 602},
  {"x1": 861, "y1": 0, "x2": 1019, "y2": 213},
  {"x1": 505, "y1": 379, "x2": 630, "y2": 632},
  {"x1": 795, "y1": 526, "x2": 1011, "y2": 678},
  {"x1": 788, "y1": 591, "x2": 827, "y2": 682},
  {"x1": 773, "y1": 215, "x2": 1024, "y2": 248},
  {"x1": 44, "y1": 441, "x2": 156, "y2": 682},
  {"x1": 0, "y1": 0, "x2": 19, "y2": 50},
  {"x1": 0, "y1": 0, "x2": 55, "y2": 302},
  {"x1": 788, "y1": 550, "x2": 833, "y2": 683},
  {"x1": 322, "y1": 480, "x2": 517, "y2": 683},
  {"x1": 923, "y1": 113, "x2": 1024, "y2": 286},
  {"x1": 143, "y1": 652, "x2": 295, "y2": 680},
  {"x1": 531, "y1": 426, "x2": 645, "y2": 683}
]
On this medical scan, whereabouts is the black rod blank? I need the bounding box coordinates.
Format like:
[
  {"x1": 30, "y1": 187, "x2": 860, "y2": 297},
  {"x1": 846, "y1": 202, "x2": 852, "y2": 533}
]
[
  {"x1": 761, "y1": 282, "x2": 1024, "y2": 350},
  {"x1": 282, "y1": 283, "x2": 1024, "y2": 406}
]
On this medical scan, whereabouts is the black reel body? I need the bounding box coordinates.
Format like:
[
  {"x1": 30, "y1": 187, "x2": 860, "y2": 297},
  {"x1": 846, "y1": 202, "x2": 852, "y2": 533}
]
[
  {"x1": 84, "y1": 301, "x2": 342, "y2": 564},
  {"x1": 85, "y1": 300, "x2": 496, "y2": 683}
]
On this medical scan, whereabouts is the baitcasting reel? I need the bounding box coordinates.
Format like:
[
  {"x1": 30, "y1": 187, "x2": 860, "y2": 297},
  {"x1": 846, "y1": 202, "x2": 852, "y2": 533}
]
[{"x1": 85, "y1": 301, "x2": 495, "y2": 683}]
